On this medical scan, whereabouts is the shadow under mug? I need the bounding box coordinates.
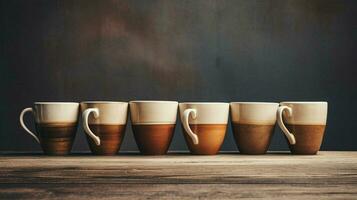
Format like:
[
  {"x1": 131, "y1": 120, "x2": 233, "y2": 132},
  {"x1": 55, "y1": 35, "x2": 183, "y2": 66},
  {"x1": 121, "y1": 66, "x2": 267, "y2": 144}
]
[
  {"x1": 81, "y1": 101, "x2": 128, "y2": 155},
  {"x1": 19, "y1": 102, "x2": 79, "y2": 155}
]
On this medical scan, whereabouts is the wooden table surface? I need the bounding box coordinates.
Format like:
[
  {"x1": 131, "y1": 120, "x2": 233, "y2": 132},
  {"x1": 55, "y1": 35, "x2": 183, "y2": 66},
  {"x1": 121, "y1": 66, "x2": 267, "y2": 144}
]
[{"x1": 0, "y1": 151, "x2": 357, "y2": 199}]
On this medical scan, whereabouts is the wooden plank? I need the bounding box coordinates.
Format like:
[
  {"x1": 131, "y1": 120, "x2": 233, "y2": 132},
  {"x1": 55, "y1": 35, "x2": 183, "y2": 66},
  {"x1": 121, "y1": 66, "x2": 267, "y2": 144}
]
[
  {"x1": 0, "y1": 152, "x2": 356, "y2": 199},
  {"x1": 1, "y1": 184, "x2": 357, "y2": 200}
]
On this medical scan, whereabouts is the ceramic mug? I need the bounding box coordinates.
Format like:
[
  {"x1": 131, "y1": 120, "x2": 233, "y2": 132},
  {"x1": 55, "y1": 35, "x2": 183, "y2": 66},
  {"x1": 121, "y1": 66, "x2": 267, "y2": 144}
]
[
  {"x1": 230, "y1": 102, "x2": 279, "y2": 154},
  {"x1": 130, "y1": 101, "x2": 178, "y2": 155},
  {"x1": 277, "y1": 101, "x2": 328, "y2": 155},
  {"x1": 81, "y1": 101, "x2": 128, "y2": 155},
  {"x1": 179, "y1": 102, "x2": 229, "y2": 155},
  {"x1": 20, "y1": 102, "x2": 79, "y2": 155}
]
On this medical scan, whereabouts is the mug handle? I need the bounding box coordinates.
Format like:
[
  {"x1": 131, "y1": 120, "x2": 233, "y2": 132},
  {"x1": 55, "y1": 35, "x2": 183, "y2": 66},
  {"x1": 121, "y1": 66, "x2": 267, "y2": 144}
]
[
  {"x1": 19, "y1": 107, "x2": 40, "y2": 143},
  {"x1": 182, "y1": 109, "x2": 199, "y2": 145},
  {"x1": 277, "y1": 106, "x2": 296, "y2": 145},
  {"x1": 82, "y1": 108, "x2": 101, "y2": 145}
]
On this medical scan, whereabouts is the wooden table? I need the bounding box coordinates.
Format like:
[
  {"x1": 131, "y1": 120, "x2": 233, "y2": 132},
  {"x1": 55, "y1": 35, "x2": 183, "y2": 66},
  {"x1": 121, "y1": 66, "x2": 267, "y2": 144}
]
[{"x1": 0, "y1": 151, "x2": 356, "y2": 199}]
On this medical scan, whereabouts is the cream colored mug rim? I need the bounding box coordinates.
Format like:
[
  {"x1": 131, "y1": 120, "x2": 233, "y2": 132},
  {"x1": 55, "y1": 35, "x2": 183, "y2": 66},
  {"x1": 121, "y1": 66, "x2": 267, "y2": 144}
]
[
  {"x1": 280, "y1": 101, "x2": 327, "y2": 104},
  {"x1": 130, "y1": 100, "x2": 178, "y2": 103},
  {"x1": 180, "y1": 102, "x2": 228, "y2": 105},
  {"x1": 81, "y1": 101, "x2": 127, "y2": 104},
  {"x1": 230, "y1": 102, "x2": 278, "y2": 105},
  {"x1": 34, "y1": 102, "x2": 79, "y2": 105}
]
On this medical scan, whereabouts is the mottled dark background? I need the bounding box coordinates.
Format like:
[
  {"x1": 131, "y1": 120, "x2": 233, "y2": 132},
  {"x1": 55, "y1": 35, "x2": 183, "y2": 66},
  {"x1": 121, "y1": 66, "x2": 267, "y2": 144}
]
[{"x1": 1, "y1": 0, "x2": 356, "y2": 152}]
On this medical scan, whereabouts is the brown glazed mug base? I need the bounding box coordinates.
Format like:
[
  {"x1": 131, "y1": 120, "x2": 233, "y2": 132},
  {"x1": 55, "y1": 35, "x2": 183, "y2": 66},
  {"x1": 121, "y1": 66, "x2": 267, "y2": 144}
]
[
  {"x1": 182, "y1": 124, "x2": 227, "y2": 155},
  {"x1": 35, "y1": 123, "x2": 78, "y2": 156},
  {"x1": 86, "y1": 124, "x2": 126, "y2": 155},
  {"x1": 232, "y1": 123, "x2": 275, "y2": 155},
  {"x1": 286, "y1": 124, "x2": 326, "y2": 155},
  {"x1": 132, "y1": 124, "x2": 175, "y2": 155}
]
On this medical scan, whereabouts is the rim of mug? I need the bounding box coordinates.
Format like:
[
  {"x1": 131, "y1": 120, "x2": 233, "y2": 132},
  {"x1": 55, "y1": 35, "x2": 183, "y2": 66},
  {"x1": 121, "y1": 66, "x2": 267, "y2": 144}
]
[
  {"x1": 230, "y1": 102, "x2": 278, "y2": 105},
  {"x1": 81, "y1": 101, "x2": 127, "y2": 104},
  {"x1": 34, "y1": 102, "x2": 79, "y2": 105},
  {"x1": 280, "y1": 101, "x2": 328, "y2": 104},
  {"x1": 179, "y1": 102, "x2": 228, "y2": 105},
  {"x1": 130, "y1": 100, "x2": 178, "y2": 104}
]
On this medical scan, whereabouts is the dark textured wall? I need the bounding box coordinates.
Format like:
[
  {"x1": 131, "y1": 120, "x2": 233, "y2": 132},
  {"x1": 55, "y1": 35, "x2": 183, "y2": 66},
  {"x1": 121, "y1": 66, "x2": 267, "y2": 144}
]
[{"x1": 1, "y1": 0, "x2": 356, "y2": 152}]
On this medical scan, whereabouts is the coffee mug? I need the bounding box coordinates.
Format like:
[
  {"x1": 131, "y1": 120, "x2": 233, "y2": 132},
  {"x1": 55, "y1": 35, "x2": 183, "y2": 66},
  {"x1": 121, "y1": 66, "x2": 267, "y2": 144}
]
[
  {"x1": 230, "y1": 102, "x2": 279, "y2": 154},
  {"x1": 179, "y1": 102, "x2": 229, "y2": 155},
  {"x1": 19, "y1": 102, "x2": 79, "y2": 155},
  {"x1": 129, "y1": 101, "x2": 178, "y2": 155},
  {"x1": 277, "y1": 101, "x2": 328, "y2": 155},
  {"x1": 81, "y1": 101, "x2": 128, "y2": 155}
]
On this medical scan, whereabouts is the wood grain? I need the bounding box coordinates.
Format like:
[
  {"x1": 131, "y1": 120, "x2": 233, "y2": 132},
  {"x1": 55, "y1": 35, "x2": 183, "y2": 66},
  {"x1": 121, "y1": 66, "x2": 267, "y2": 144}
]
[{"x1": 0, "y1": 152, "x2": 356, "y2": 199}]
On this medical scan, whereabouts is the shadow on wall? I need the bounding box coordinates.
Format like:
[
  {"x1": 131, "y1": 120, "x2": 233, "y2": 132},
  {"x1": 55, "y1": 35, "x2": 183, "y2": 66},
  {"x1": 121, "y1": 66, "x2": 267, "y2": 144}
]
[{"x1": 39, "y1": 0, "x2": 202, "y2": 99}]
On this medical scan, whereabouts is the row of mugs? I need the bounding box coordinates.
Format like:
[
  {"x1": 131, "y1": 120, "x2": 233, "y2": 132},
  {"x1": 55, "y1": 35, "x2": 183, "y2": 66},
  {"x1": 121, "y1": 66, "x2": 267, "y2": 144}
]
[{"x1": 20, "y1": 101, "x2": 328, "y2": 156}]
